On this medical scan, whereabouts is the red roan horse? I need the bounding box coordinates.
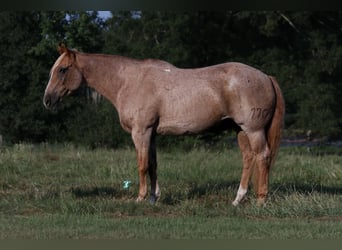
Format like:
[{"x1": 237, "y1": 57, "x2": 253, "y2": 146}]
[{"x1": 43, "y1": 44, "x2": 285, "y2": 206}]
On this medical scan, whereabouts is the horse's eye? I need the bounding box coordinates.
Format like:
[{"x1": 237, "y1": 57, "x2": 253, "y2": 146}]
[{"x1": 59, "y1": 67, "x2": 68, "y2": 74}]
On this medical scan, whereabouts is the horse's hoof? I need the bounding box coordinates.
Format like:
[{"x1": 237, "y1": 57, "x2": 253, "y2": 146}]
[
  {"x1": 232, "y1": 200, "x2": 239, "y2": 206},
  {"x1": 149, "y1": 195, "x2": 158, "y2": 205},
  {"x1": 256, "y1": 197, "x2": 266, "y2": 207},
  {"x1": 136, "y1": 196, "x2": 145, "y2": 202}
]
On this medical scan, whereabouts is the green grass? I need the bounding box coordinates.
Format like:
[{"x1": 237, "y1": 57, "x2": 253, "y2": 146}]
[{"x1": 0, "y1": 143, "x2": 341, "y2": 239}]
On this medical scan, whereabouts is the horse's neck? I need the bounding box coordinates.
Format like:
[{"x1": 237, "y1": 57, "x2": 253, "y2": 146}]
[{"x1": 76, "y1": 52, "x2": 130, "y2": 108}]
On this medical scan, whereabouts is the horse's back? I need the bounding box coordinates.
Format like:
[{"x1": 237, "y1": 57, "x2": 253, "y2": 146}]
[{"x1": 154, "y1": 62, "x2": 275, "y2": 135}]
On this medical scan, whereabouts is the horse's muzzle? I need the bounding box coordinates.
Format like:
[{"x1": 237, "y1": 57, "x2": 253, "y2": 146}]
[{"x1": 43, "y1": 93, "x2": 59, "y2": 110}]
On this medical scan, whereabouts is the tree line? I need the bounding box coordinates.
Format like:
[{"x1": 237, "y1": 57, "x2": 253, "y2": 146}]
[{"x1": 0, "y1": 11, "x2": 341, "y2": 148}]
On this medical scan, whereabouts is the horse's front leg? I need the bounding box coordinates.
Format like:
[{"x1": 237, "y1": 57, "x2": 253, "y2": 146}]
[
  {"x1": 132, "y1": 128, "x2": 151, "y2": 202},
  {"x1": 132, "y1": 127, "x2": 160, "y2": 203},
  {"x1": 148, "y1": 133, "x2": 161, "y2": 204}
]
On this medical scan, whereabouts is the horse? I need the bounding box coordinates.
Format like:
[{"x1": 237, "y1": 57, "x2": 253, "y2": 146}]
[{"x1": 43, "y1": 44, "x2": 285, "y2": 206}]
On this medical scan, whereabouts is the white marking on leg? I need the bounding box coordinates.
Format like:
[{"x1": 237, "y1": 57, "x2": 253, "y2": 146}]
[
  {"x1": 163, "y1": 68, "x2": 171, "y2": 72},
  {"x1": 155, "y1": 182, "x2": 161, "y2": 198},
  {"x1": 232, "y1": 185, "x2": 248, "y2": 206}
]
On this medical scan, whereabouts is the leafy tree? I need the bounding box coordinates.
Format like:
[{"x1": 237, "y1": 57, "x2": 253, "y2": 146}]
[
  {"x1": 0, "y1": 11, "x2": 108, "y2": 144},
  {"x1": 1, "y1": 11, "x2": 341, "y2": 147},
  {"x1": 0, "y1": 11, "x2": 46, "y2": 142}
]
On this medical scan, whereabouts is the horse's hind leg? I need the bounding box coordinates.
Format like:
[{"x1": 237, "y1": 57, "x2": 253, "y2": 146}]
[
  {"x1": 246, "y1": 130, "x2": 271, "y2": 205},
  {"x1": 232, "y1": 131, "x2": 255, "y2": 206},
  {"x1": 148, "y1": 133, "x2": 161, "y2": 204}
]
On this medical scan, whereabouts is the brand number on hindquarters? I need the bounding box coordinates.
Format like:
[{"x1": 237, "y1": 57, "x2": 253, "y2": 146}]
[{"x1": 250, "y1": 108, "x2": 271, "y2": 120}]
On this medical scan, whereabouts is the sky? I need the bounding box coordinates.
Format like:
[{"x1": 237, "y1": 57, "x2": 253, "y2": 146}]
[{"x1": 97, "y1": 11, "x2": 112, "y2": 20}]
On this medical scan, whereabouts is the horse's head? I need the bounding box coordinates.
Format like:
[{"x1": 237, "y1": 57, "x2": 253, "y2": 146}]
[{"x1": 43, "y1": 44, "x2": 83, "y2": 110}]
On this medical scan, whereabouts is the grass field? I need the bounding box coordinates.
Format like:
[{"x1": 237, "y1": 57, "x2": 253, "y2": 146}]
[{"x1": 0, "y1": 143, "x2": 341, "y2": 239}]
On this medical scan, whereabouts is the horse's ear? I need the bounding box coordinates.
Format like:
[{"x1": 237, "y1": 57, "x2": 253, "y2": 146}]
[{"x1": 57, "y1": 42, "x2": 68, "y2": 55}]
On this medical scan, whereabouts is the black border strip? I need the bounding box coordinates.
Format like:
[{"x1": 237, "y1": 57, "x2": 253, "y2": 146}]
[{"x1": 0, "y1": 0, "x2": 341, "y2": 11}]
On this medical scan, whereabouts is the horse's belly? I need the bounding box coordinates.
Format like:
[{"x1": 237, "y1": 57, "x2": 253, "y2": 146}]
[
  {"x1": 156, "y1": 106, "x2": 225, "y2": 135},
  {"x1": 156, "y1": 83, "x2": 227, "y2": 135},
  {"x1": 157, "y1": 121, "x2": 205, "y2": 135}
]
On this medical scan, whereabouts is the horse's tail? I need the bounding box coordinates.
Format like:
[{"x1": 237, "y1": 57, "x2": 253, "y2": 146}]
[{"x1": 267, "y1": 76, "x2": 285, "y2": 168}]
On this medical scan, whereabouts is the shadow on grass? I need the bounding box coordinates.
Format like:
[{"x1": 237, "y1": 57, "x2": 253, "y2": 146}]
[
  {"x1": 160, "y1": 181, "x2": 342, "y2": 205},
  {"x1": 161, "y1": 180, "x2": 240, "y2": 205},
  {"x1": 70, "y1": 186, "x2": 125, "y2": 198},
  {"x1": 68, "y1": 180, "x2": 341, "y2": 204},
  {"x1": 68, "y1": 181, "x2": 240, "y2": 204},
  {"x1": 271, "y1": 182, "x2": 342, "y2": 196}
]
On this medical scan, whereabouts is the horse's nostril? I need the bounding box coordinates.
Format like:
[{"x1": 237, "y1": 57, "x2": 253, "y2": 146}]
[{"x1": 43, "y1": 96, "x2": 51, "y2": 108}]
